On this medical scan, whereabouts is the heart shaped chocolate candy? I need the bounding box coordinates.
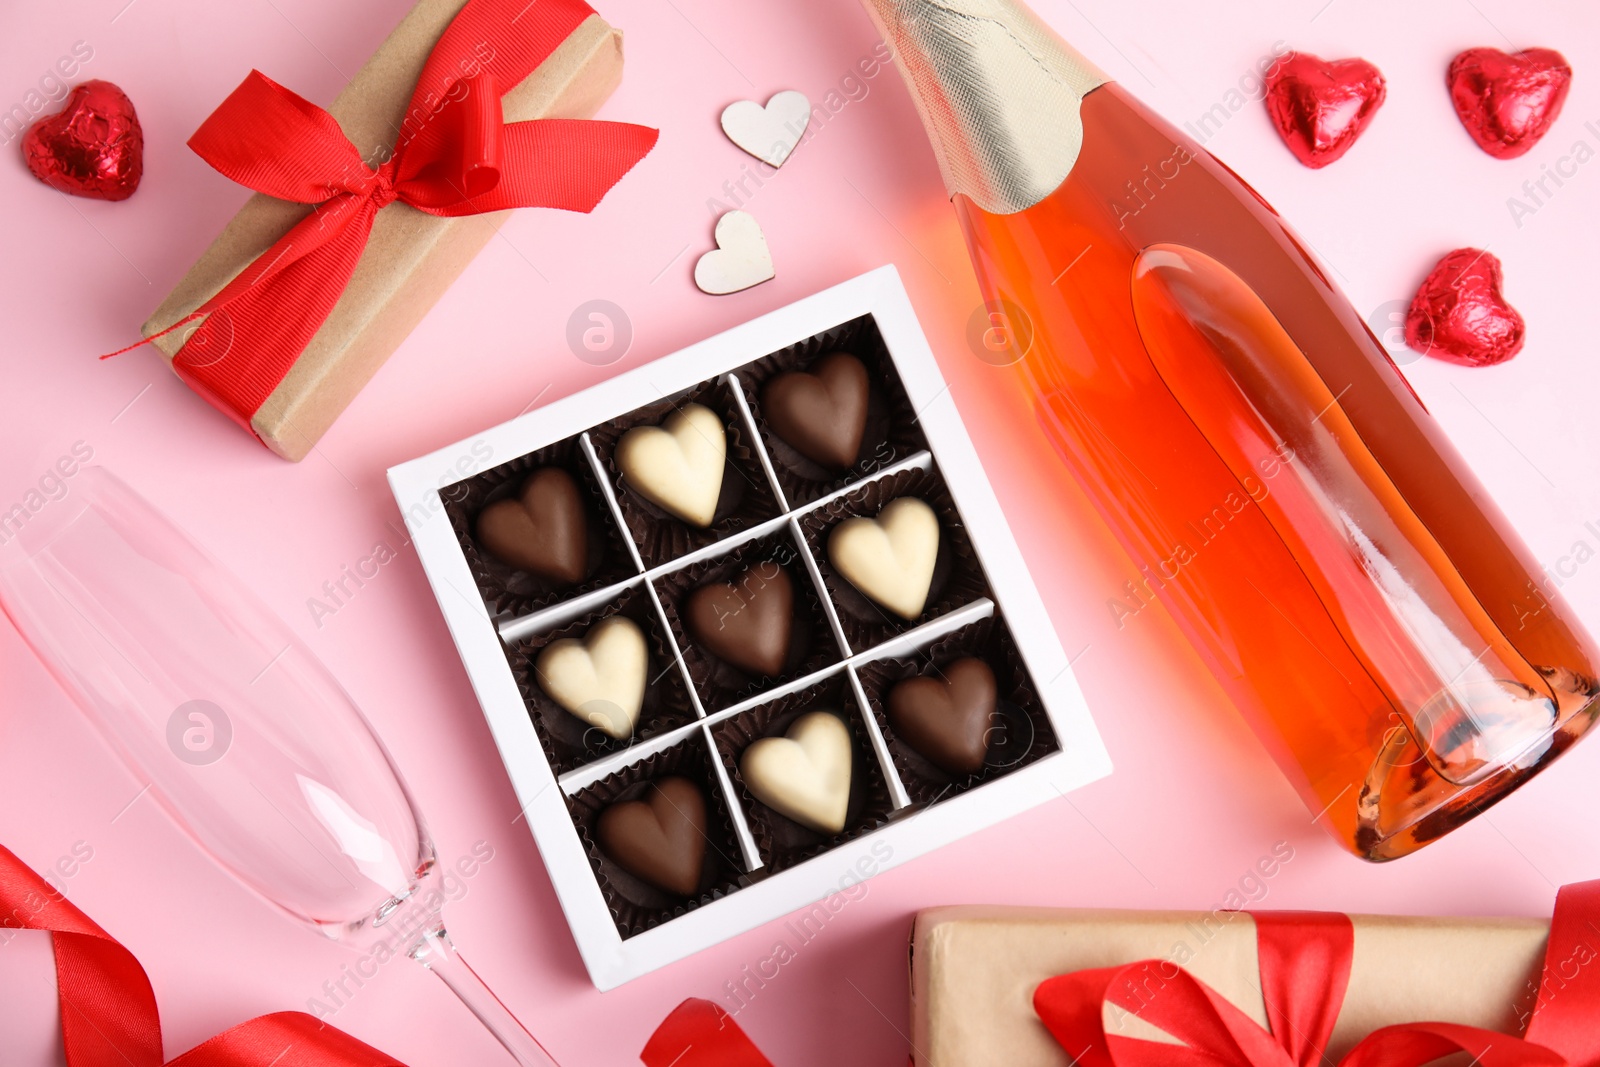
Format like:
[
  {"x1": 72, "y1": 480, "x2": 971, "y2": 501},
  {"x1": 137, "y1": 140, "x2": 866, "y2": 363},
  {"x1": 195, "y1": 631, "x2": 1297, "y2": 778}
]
[
  {"x1": 1263, "y1": 52, "x2": 1386, "y2": 169},
  {"x1": 616, "y1": 403, "x2": 727, "y2": 526},
  {"x1": 1405, "y1": 248, "x2": 1525, "y2": 367},
  {"x1": 474, "y1": 467, "x2": 587, "y2": 583},
  {"x1": 686, "y1": 564, "x2": 794, "y2": 677},
  {"x1": 828, "y1": 496, "x2": 940, "y2": 620},
  {"x1": 23, "y1": 80, "x2": 144, "y2": 200},
  {"x1": 535, "y1": 616, "x2": 647, "y2": 740},
  {"x1": 1448, "y1": 47, "x2": 1572, "y2": 160},
  {"x1": 596, "y1": 777, "x2": 707, "y2": 896},
  {"x1": 762, "y1": 352, "x2": 870, "y2": 471},
  {"x1": 887, "y1": 658, "x2": 997, "y2": 776},
  {"x1": 740, "y1": 711, "x2": 852, "y2": 834}
]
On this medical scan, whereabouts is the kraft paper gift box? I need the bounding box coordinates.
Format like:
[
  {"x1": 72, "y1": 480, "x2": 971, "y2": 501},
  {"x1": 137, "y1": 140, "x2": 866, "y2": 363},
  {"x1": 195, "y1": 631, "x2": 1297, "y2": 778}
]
[
  {"x1": 141, "y1": 0, "x2": 627, "y2": 461},
  {"x1": 911, "y1": 904, "x2": 1554, "y2": 1066}
]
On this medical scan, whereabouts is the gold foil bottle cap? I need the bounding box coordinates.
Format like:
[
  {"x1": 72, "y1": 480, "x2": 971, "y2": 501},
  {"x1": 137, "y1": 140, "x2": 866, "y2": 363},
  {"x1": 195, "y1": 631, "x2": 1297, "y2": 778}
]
[{"x1": 859, "y1": 0, "x2": 1109, "y2": 214}]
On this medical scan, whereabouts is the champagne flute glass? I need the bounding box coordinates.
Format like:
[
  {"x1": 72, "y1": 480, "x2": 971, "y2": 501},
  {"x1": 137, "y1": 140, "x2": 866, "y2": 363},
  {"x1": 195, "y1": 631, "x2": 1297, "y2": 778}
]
[{"x1": 0, "y1": 466, "x2": 556, "y2": 1066}]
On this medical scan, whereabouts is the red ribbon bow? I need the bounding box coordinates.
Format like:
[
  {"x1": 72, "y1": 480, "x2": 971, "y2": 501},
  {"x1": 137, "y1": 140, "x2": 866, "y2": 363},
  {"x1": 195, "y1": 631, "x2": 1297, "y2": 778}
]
[
  {"x1": 130, "y1": 0, "x2": 657, "y2": 438},
  {"x1": 641, "y1": 883, "x2": 1600, "y2": 1067},
  {"x1": 1034, "y1": 884, "x2": 1600, "y2": 1067},
  {"x1": 0, "y1": 842, "x2": 406, "y2": 1066}
]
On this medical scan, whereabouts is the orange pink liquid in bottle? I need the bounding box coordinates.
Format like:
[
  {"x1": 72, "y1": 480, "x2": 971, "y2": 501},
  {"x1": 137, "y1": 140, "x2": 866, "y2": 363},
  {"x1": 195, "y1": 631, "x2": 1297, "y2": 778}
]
[{"x1": 954, "y1": 84, "x2": 1600, "y2": 858}]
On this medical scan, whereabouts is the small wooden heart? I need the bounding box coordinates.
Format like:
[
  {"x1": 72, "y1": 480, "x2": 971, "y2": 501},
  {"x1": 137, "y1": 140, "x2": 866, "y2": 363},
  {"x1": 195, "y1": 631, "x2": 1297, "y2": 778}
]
[
  {"x1": 685, "y1": 564, "x2": 795, "y2": 677},
  {"x1": 762, "y1": 352, "x2": 870, "y2": 470},
  {"x1": 474, "y1": 467, "x2": 587, "y2": 583},
  {"x1": 596, "y1": 777, "x2": 708, "y2": 896},
  {"x1": 720, "y1": 90, "x2": 812, "y2": 168},
  {"x1": 887, "y1": 658, "x2": 997, "y2": 776},
  {"x1": 694, "y1": 210, "x2": 775, "y2": 296}
]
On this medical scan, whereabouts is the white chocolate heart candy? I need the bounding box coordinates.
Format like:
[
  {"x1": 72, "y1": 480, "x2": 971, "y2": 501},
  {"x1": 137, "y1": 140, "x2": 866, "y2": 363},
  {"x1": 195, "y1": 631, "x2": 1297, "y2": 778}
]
[
  {"x1": 827, "y1": 496, "x2": 940, "y2": 620},
  {"x1": 720, "y1": 90, "x2": 813, "y2": 168},
  {"x1": 534, "y1": 616, "x2": 647, "y2": 740},
  {"x1": 694, "y1": 210, "x2": 775, "y2": 296},
  {"x1": 616, "y1": 402, "x2": 727, "y2": 526},
  {"x1": 740, "y1": 711, "x2": 852, "y2": 834}
]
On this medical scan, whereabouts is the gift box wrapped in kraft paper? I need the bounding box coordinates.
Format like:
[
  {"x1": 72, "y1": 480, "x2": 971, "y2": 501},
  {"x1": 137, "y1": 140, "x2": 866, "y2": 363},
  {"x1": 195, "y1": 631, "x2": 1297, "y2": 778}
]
[
  {"x1": 141, "y1": 0, "x2": 656, "y2": 460},
  {"x1": 911, "y1": 882, "x2": 1600, "y2": 1066}
]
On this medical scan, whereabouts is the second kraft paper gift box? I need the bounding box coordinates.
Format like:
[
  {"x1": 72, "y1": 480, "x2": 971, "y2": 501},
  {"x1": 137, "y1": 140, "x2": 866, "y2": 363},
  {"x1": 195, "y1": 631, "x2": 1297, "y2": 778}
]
[
  {"x1": 909, "y1": 902, "x2": 1564, "y2": 1065},
  {"x1": 141, "y1": 0, "x2": 633, "y2": 461}
]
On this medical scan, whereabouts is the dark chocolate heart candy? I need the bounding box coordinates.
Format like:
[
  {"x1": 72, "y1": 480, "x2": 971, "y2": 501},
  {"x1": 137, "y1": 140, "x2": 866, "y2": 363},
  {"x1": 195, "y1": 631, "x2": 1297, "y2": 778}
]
[
  {"x1": 474, "y1": 467, "x2": 587, "y2": 583},
  {"x1": 887, "y1": 657, "x2": 997, "y2": 776},
  {"x1": 596, "y1": 777, "x2": 707, "y2": 897},
  {"x1": 762, "y1": 351, "x2": 870, "y2": 470},
  {"x1": 685, "y1": 564, "x2": 794, "y2": 677}
]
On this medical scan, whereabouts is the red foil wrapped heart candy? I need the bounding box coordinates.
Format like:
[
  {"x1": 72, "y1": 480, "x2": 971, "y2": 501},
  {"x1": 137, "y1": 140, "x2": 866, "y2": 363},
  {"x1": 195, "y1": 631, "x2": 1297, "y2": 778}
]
[
  {"x1": 1448, "y1": 47, "x2": 1572, "y2": 160},
  {"x1": 22, "y1": 79, "x2": 143, "y2": 201},
  {"x1": 1264, "y1": 51, "x2": 1387, "y2": 168},
  {"x1": 1405, "y1": 248, "x2": 1525, "y2": 367}
]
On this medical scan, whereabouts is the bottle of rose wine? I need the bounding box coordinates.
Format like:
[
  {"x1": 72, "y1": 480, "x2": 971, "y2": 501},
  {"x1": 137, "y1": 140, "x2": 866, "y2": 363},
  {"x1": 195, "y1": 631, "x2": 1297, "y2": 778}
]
[{"x1": 862, "y1": 0, "x2": 1600, "y2": 858}]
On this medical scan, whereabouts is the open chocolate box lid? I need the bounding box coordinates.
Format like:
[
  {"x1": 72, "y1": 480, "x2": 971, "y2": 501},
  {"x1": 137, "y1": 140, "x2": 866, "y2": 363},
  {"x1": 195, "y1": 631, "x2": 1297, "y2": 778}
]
[{"x1": 388, "y1": 266, "x2": 1110, "y2": 988}]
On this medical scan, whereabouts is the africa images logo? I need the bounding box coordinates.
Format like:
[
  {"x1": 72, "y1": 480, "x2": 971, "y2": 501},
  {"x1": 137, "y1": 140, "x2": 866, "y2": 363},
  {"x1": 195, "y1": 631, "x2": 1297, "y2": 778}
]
[{"x1": 166, "y1": 700, "x2": 232, "y2": 766}]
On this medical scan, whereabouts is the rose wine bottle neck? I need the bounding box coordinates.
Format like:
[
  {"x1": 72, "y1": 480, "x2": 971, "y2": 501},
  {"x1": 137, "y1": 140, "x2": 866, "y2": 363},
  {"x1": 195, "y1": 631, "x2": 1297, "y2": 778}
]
[{"x1": 858, "y1": 0, "x2": 1109, "y2": 214}]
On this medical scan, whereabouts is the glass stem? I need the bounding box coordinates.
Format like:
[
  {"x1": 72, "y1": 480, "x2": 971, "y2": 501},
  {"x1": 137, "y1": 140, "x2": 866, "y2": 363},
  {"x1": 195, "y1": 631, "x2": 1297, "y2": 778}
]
[{"x1": 407, "y1": 924, "x2": 559, "y2": 1066}]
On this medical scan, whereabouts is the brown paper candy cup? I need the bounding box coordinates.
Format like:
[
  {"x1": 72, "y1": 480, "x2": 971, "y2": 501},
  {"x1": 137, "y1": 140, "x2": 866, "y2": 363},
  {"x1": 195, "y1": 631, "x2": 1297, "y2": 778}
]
[
  {"x1": 799, "y1": 464, "x2": 992, "y2": 652},
  {"x1": 508, "y1": 584, "x2": 696, "y2": 775},
  {"x1": 738, "y1": 314, "x2": 929, "y2": 507},
  {"x1": 654, "y1": 526, "x2": 845, "y2": 713},
  {"x1": 590, "y1": 376, "x2": 783, "y2": 569},
  {"x1": 712, "y1": 673, "x2": 895, "y2": 873},
  {"x1": 444, "y1": 434, "x2": 637, "y2": 619},
  {"x1": 856, "y1": 613, "x2": 1059, "y2": 807},
  {"x1": 567, "y1": 732, "x2": 749, "y2": 939}
]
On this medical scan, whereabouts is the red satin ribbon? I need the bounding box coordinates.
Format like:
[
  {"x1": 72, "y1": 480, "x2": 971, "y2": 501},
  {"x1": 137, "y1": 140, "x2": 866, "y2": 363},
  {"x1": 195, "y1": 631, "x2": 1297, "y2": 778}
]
[
  {"x1": 642, "y1": 884, "x2": 1600, "y2": 1066},
  {"x1": 0, "y1": 843, "x2": 405, "y2": 1066},
  {"x1": 640, "y1": 999, "x2": 773, "y2": 1067},
  {"x1": 127, "y1": 0, "x2": 657, "y2": 439}
]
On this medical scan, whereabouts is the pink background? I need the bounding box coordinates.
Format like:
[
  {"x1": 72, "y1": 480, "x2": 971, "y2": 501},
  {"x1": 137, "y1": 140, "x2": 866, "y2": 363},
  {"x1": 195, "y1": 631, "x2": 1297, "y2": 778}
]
[{"x1": 4, "y1": 0, "x2": 1600, "y2": 1062}]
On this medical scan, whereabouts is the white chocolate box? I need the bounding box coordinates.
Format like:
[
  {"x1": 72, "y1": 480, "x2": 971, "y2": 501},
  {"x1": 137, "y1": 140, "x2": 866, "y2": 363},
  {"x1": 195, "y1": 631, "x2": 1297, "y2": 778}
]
[{"x1": 388, "y1": 266, "x2": 1110, "y2": 988}]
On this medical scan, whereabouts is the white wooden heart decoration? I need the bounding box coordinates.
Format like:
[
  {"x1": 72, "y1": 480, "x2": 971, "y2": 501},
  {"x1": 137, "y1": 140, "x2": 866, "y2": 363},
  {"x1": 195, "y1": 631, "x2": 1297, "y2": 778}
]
[
  {"x1": 615, "y1": 402, "x2": 727, "y2": 526},
  {"x1": 740, "y1": 711, "x2": 852, "y2": 833},
  {"x1": 694, "y1": 210, "x2": 775, "y2": 296},
  {"x1": 827, "y1": 496, "x2": 940, "y2": 620},
  {"x1": 720, "y1": 90, "x2": 813, "y2": 168},
  {"x1": 534, "y1": 616, "x2": 648, "y2": 740}
]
